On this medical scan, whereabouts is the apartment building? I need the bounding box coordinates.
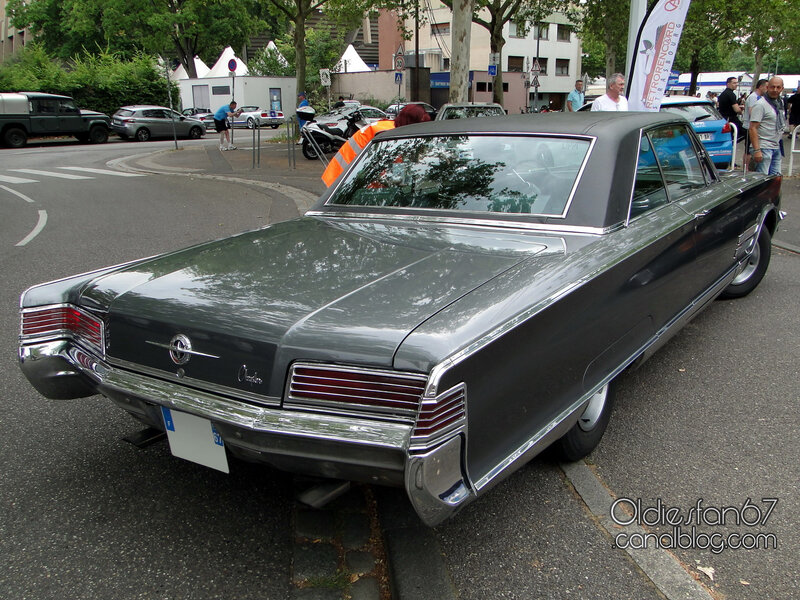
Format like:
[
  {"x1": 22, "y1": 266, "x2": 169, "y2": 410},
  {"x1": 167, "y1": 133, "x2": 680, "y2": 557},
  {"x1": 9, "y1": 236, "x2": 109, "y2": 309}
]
[
  {"x1": 408, "y1": 1, "x2": 582, "y2": 111},
  {"x1": 1, "y1": 0, "x2": 29, "y2": 64}
]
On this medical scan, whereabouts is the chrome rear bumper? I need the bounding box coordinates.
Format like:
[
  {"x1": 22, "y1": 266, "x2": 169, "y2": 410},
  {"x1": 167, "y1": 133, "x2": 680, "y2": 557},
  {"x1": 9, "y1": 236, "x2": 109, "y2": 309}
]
[{"x1": 19, "y1": 339, "x2": 474, "y2": 525}]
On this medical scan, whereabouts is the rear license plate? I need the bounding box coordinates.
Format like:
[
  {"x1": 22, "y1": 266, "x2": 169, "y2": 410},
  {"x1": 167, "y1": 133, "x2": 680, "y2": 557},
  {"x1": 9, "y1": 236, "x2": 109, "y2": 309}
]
[
  {"x1": 698, "y1": 133, "x2": 712, "y2": 141},
  {"x1": 161, "y1": 407, "x2": 229, "y2": 473}
]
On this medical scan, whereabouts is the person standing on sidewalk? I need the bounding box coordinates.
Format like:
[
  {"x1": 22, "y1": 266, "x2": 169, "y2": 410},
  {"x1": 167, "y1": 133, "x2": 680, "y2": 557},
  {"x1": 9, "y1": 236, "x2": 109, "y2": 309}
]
[
  {"x1": 743, "y1": 79, "x2": 767, "y2": 165},
  {"x1": 788, "y1": 87, "x2": 800, "y2": 131},
  {"x1": 591, "y1": 74, "x2": 628, "y2": 111},
  {"x1": 719, "y1": 77, "x2": 744, "y2": 140},
  {"x1": 749, "y1": 77, "x2": 786, "y2": 175},
  {"x1": 297, "y1": 92, "x2": 311, "y2": 142},
  {"x1": 213, "y1": 101, "x2": 242, "y2": 151},
  {"x1": 567, "y1": 80, "x2": 585, "y2": 112}
]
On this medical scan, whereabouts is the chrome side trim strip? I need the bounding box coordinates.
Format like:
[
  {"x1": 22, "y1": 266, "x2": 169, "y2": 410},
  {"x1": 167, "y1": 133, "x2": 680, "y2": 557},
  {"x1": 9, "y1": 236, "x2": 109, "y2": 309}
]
[{"x1": 306, "y1": 211, "x2": 613, "y2": 236}]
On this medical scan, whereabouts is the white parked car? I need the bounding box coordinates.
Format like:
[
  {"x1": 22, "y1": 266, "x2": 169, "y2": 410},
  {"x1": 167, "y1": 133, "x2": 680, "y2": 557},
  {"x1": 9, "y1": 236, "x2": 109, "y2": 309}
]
[{"x1": 231, "y1": 106, "x2": 285, "y2": 129}]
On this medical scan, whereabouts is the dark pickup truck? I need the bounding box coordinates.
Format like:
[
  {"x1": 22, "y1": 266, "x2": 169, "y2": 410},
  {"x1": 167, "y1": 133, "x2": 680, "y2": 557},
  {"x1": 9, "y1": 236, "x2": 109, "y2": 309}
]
[{"x1": 0, "y1": 92, "x2": 111, "y2": 148}]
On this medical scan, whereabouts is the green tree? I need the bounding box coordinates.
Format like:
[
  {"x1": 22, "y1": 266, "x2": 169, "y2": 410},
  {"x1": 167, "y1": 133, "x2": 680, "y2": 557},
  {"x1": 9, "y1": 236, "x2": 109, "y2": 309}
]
[
  {"x1": 672, "y1": 0, "x2": 735, "y2": 95},
  {"x1": 570, "y1": 0, "x2": 629, "y2": 78},
  {"x1": 733, "y1": 0, "x2": 796, "y2": 88},
  {"x1": 8, "y1": 0, "x2": 265, "y2": 78},
  {"x1": 440, "y1": 0, "x2": 567, "y2": 105}
]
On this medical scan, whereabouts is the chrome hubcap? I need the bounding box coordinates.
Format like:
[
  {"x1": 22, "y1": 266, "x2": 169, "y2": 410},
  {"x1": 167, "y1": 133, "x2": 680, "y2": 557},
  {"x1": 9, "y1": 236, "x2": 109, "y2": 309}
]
[
  {"x1": 578, "y1": 384, "x2": 608, "y2": 432},
  {"x1": 732, "y1": 241, "x2": 760, "y2": 285}
]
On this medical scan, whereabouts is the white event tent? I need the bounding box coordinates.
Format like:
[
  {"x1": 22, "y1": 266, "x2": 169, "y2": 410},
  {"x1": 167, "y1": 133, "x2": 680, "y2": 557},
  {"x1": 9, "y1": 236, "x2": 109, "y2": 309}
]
[
  {"x1": 170, "y1": 56, "x2": 211, "y2": 80},
  {"x1": 207, "y1": 46, "x2": 249, "y2": 77},
  {"x1": 333, "y1": 44, "x2": 371, "y2": 73}
]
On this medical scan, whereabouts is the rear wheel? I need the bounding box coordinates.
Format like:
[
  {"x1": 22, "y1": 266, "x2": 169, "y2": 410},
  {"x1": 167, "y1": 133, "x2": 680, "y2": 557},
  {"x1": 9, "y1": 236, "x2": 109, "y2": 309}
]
[
  {"x1": 89, "y1": 125, "x2": 109, "y2": 144},
  {"x1": 135, "y1": 128, "x2": 151, "y2": 142},
  {"x1": 246, "y1": 118, "x2": 256, "y2": 129},
  {"x1": 719, "y1": 228, "x2": 771, "y2": 299},
  {"x1": 4, "y1": 127, "x2": 28, "y2": 148},
  {"x1": 553, "y1": 382, "x2": 614, "y2": 461},
  {"x1": 188, "y1": 126, "x2": 203, "y2": 139}
]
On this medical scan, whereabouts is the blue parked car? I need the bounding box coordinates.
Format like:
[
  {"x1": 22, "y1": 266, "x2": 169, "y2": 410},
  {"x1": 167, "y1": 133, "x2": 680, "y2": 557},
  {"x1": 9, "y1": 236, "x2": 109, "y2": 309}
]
[{"x1": 659, "y1": 97, "x2": 734, "y2": 169}]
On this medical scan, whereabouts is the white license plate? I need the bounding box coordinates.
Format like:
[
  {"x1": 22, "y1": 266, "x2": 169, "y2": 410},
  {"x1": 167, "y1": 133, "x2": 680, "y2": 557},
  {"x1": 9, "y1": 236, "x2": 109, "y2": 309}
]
[
  {"x1": 698, "y1": 133, "x2": 712, "y2": 141},
  {"x1": 161, "y1": 407, "x2": 229, "y2": 473}
]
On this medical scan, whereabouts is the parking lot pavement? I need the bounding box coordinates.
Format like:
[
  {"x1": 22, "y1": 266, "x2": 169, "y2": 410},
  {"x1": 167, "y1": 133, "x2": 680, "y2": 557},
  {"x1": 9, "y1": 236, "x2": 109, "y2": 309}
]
[{"x1": 118, "y1": 142, "x2": 799, "y2": 600}]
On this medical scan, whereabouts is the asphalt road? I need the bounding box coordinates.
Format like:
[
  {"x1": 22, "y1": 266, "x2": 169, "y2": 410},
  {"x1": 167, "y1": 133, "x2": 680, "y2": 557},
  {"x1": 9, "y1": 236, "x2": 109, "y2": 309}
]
[
  {"x1": 1, "y1": 138, "x2": 300, "y2": 599},
  {"x1": 1, "y1": 136, "x2": 797, "y2": 600}
]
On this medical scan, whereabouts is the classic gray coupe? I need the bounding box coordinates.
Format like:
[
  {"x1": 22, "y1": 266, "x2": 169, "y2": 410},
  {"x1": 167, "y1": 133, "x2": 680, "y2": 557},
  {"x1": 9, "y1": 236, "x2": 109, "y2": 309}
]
[{"x1": 18, "y1": 113, "x2": 782, "y2": 525}]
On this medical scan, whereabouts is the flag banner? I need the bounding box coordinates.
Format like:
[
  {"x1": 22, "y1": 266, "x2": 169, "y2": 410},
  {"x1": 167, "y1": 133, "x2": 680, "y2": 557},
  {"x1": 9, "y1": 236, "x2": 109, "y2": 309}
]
[{"x1": 627, "y1": 0, "x2": 692, "y2": 111}]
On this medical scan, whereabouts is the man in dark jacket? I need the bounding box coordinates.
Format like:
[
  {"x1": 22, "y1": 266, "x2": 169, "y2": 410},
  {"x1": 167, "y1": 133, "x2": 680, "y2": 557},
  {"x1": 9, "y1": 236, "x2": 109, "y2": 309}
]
[{"x1": 718, "y1": 77, "x2": 744, "y2": 140}]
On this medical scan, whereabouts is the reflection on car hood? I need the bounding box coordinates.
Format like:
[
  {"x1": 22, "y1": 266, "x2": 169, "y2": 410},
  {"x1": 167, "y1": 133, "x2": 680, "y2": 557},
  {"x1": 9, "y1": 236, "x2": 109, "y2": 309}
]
[{"x1": 79, "y1": 217, "x2": 549, "y2": 396}]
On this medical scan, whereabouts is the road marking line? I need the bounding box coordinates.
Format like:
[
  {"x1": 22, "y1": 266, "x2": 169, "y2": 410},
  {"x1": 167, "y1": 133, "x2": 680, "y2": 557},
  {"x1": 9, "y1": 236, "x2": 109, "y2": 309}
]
[
  {"x1": 57, "y1": 167, "x2": 145, "y2": 177},
  {"x1": 561, "y1": 461, "x2": 713, "y2": 600},
  {"x1": 0, "y1": 174, "x2": 38, "y2": 184},
  {"x1": 16, "y1": 209, "x2": 47, "y2": 246},
  {"x1": 10, "y1": 169, "x2": 93, "y2": 180},
  {"x1": 0, "y1": 185, "x2": 35, "y2": 203}
]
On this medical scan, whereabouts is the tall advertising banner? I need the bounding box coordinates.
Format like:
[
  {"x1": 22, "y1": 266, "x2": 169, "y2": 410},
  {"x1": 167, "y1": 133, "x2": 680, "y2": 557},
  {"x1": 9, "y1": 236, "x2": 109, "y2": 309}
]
[{"x1": 626, "y1": 0, "x2": 692, "y2": 111}]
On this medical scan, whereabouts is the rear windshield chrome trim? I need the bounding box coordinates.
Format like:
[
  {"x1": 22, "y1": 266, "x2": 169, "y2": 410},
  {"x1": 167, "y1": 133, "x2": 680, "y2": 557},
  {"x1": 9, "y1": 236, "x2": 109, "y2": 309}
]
[{"x1": 324, "y1": 132, "x2": 596, "y2": 221}]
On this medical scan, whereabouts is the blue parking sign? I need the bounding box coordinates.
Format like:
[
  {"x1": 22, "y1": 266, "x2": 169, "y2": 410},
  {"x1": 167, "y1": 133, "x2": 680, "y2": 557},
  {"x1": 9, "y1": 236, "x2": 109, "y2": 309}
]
[
  {"x1": 395, "y1": 72, "x2": 403, "y2": 85},
  {"x1": 488, "y1": 65, "x2": 497, "y2": 76}
]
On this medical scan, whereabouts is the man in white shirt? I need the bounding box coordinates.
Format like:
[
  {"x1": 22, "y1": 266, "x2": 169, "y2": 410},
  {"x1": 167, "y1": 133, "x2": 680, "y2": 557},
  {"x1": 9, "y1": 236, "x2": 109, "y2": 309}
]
[{"x1": 591, "y1": 74, "x2": 629, "y2": 111}]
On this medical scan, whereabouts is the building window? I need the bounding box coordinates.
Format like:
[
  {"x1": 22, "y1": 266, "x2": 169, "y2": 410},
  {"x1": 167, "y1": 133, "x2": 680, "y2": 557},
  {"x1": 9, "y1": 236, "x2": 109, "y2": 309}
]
[
  {"x1": 509, "y1": 21, "x2": 527, "y2": 38},
  {"x1": 533, "y1": 23, "x2": 549, "y2": 40},
  {"x1": 557, "y1": 24, "x2": 571, "y2": 41},
  {"x1": 508, "y1": 56, "x2": 524, "y2": 72},
  {"x1": 503, "y1": 83, "x2": 509, "y2": 92},
  {"x1": 431, "y1": 23, "x2": 450, "y2": 37},
  {"x1": 443, "y1": 57, "x2": 450, "y2": 71},
  {"x1": 477, "y1": 82, "x2": 487, "y2": 92},
  {"x1": 555, "y1": 59, "x2": 570, "y2": 76},
  {"x1": 532, "y1": 58, "x2": 548, "y2": 75}
]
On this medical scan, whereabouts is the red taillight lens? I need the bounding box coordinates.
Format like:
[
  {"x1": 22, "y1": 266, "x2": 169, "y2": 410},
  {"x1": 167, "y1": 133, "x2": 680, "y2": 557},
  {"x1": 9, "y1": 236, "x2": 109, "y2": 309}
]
[
  {"x1": 287, "y1": 364, "x2": 426, "y2": 419},
  {"x1": 411, "y1": 384, "x2": 466, "y2": 446},
  {"x1": 261, "y1": 113, "x2": 268, "y2": 118},
  {"x1": 721, "y1": 122, "x2": 731, "y2": 133},
  {"x1": 21, "y1": 305, "x2": 104, "y2": 352}
]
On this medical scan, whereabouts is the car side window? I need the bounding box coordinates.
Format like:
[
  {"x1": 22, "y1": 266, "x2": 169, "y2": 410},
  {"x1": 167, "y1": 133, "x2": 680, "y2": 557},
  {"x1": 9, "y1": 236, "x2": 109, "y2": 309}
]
[
  {"x1": 34, "y1": 99, "x2": 59, "y2": 114},
  {"x1": 58, "y1": 100, "x2": 79, "y2": 114},
  {"x1": 630, "y1": 135, "x2": 669, "y2": 219},
  {"x1": 141, "y1": 109, "x2": 158, "y2": 118},
  {"x1": 649, "y1": 125, "x2": 706, "y2": 200}
]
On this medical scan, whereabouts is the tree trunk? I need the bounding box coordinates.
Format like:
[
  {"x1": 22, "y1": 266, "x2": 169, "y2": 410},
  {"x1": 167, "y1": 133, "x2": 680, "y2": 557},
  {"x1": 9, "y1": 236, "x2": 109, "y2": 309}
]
[
  {"x1": 688, "y1": 51, "x2": 700, "y2": 96},
  {"x1": 752, "y1": 48, "x2": 763, "y2": 92},
  {"x1": 294, "y1": 15, "x2": 307, "y2": 98},
  {"x1": 491, "y1": 26, "x2": 505, "y2": 105},
  {"x1": 450, "y1": 0, "x2": 474, "y2": 103}
]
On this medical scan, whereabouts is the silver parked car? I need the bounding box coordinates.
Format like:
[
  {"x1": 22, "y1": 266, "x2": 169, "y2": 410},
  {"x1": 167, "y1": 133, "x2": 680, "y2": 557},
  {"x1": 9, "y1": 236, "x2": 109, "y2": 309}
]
[
  {"x1": 111, "y1": 106, "x2": 206, "y2": 141},
  {"x1": 435, "y1": 102, "x2": 506, "y2": 120}
]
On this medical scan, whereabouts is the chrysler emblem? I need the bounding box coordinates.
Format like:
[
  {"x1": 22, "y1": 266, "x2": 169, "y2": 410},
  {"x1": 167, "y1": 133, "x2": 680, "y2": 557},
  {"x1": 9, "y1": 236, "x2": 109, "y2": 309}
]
[
  {"x1": 169, "y1": 334, "x2": 192, "y2": 365},
  {"x1": 145, "y1": 335, "x2": 220, "y2": 364}
]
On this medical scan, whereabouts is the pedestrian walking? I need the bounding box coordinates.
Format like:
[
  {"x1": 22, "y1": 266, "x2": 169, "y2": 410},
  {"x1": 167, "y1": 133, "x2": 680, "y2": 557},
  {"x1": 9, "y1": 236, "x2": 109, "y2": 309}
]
[
  {"x1": 297, "y1": 92, "x2": 311, "y2": 142},
  {"x1": 749, "y1": 77, "x2": 785, "y2": 175},
  {"x1": 591, "y1": 74, "x2": 628, "y2": 111}
]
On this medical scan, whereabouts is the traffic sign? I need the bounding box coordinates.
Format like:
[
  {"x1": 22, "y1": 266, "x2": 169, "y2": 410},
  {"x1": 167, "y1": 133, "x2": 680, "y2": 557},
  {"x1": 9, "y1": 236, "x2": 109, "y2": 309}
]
[
  {"x1": 532, "y1": 75, "x2": 540, "y2": 88},
  {"x1": 395, "y1": 72, "x2": 403, "y2": 85},
  {"x1": 394, "y1": 55, "x2": 405, "y2": 71},
  {"x1": 531, "y1": 59, "x2": 541, "y2": 74},
  {"x1": 228, "y1": 58, "x2": 237, "y2": 72},
  {"x1": 489, "y1": 52, "x2": 500, "y2": 66},
  {"x1": 488, "y1": 65, "x2": 497, "y2": 76},
  {"x1": 319, "y1": 68, "x2": 331, "y2": 87}
]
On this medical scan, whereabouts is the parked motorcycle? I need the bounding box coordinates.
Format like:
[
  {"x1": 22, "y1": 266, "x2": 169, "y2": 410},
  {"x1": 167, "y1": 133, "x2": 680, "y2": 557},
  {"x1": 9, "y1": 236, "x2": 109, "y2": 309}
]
[{"x1": 300, "y1": 109, "x2": 368, "y2": 160}]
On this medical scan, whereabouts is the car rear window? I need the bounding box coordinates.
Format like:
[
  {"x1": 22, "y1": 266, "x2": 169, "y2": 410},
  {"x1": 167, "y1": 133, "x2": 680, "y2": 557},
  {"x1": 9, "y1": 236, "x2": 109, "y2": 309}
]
[
  {"x1": 441, "y1": 106, "x2": 505, "y2": 119},
  {"x1": 660, "y1": 102, "x2": 722, "y2": 122},
  {"x1": 115, "y1": 109, "x2": 135, "y2": 117},
  {"x1": 328, "y1": 135, "x2": 591, "y2": 217}
]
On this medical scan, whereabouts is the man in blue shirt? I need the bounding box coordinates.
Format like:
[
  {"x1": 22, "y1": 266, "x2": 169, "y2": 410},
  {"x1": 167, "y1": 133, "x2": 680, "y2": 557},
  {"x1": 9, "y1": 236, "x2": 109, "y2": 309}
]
[
  {"x1": 567, "y1": 80, "x2": 585, "y2": 112},
  {"x1": 213, "y1": 101, "x2": 242, "y2": 150}
]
